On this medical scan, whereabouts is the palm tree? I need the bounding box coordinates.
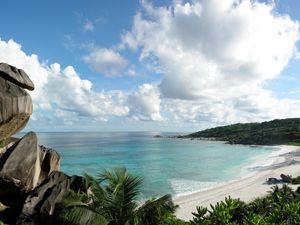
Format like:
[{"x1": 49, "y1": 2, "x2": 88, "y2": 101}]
[{"x1": 57, "y1": 168, "x2": 175, "y2": 225}]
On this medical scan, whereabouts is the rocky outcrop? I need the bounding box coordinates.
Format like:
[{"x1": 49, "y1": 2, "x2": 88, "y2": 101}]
[
  {"x1": 0, "y1": 63, "x2": 88, "y2": 224},
  {"x1": 0, "y1": 131, "x2": 62, "y2": 224},
  {"x1": 0, "y1": 132, "x2": 41, "y2": 191},
  {"x1": 0, "y1": 63, "x2": 34, "y2": 141},
  {"x1": 280, "y1": 174, "x2": 293, "y2": 183},
  {"x1": 38, "y1": 146, "x2": 60, "y2": 184},
  {"x1": 18, "y1": 171, "x2": 85, "y2": 224},
  {"x1": 0, "y1": 63, "x2": 34, "y2": 91}
]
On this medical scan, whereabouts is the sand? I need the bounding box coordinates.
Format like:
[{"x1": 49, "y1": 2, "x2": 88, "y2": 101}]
[{"x1": 174, "y1": 145, "x2": 300, "y2": 221}]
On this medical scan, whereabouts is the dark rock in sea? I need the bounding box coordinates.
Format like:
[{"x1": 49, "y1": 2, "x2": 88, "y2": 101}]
[
  {"x1": 280, "y1": 174, "x2": 292, "y2": 183},
  {"x1": 0, "y1": 63, "x2": 34, "y2": 90},
  {"x1": 18, "y1": 171, "x2": 85, "y2": 225},
  {"x1": 153, "y1": 135, "x2": 163, "y2": 138},
  {"x1": 0, "y1": 66, "x2": 33, "y2": 140}
]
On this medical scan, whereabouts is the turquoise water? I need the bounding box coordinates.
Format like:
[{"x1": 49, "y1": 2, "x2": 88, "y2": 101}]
[{"x1": 34, "y1": 132, "x2": 276, "y2": 199}]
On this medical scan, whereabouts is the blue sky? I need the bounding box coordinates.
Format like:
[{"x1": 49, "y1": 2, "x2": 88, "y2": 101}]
[{"x1": 1, "y1": 0, "x2": 300, "y2": 132}]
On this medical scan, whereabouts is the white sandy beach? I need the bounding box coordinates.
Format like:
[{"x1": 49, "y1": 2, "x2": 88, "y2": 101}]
[{"x1": 174, "y1": 145, "x2": 300, "y2": 221}]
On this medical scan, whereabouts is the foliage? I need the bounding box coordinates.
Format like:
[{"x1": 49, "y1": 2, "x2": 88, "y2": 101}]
[
  {"x1": 160, "y1": 214, "x2": 189, "y2": 225},
  {"x1": 0, "y1": 140, "x2": 5, "y2": 148},
  {"x1": 55, "y1": 168, "x2": 300, "y2": 225},
  {"x1": 57, "y1": 167, "x2": 175, "y2": 225},
  {"x1": 183, "y1": 118, "x2": 300, "y2": 145},
  {"x1": 188, "y1": 184, "x2": 300, "y2": 225}
]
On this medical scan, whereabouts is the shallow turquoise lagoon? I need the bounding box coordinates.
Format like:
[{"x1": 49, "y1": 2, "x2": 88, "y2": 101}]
[{"x1": 34, "y1": 132, "x2": 277, "y2": 199}]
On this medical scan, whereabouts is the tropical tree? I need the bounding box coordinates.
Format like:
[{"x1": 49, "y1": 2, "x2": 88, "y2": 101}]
[{"x1": 56, "y1": 167, "x2": 175, "y2": 225}]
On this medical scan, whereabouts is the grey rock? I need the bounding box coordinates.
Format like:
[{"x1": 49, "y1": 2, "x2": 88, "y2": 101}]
[
  {"x1": 0, "y1": 76, "x2": 33, "y2": 140},
  {"x1": 20, "y1": 171, "x2": 85, "y2": 219},
  {"x1": 38, "y1": 146, "x2": 60, "y2": 184},
  {"x1": 280, "y1": 174, "x2": 292, "y2": 183},
  {"x1": 0, "y1": 132, "x2": 61, "y2": 192},
  {"x1": 0, "y1": 132, "x2": 41, "y2": 191},
  {"x1": 267, "y1": 177, "x2": 281, "y2": 184},
  {"x1": 0, "y1": 63, "x2": 34, "y2": 90}
]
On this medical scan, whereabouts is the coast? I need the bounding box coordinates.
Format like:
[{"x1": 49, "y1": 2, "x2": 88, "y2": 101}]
[{"x1": 174, "y1": 145, "x2": 300, "y2": 221}]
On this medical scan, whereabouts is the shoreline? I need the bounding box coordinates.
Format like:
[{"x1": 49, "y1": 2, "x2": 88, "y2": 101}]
[{"x1": 174, "y1": 145, "x2": 300, "y2": 221}]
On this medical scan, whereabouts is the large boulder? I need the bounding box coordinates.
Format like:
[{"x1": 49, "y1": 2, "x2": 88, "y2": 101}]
[
  {"x1": 0, "y1": 132, "x2": 61, "y2": 193},
  {"x1": 0, "y1": 132, "x2": 40, "y2": 191},
  {"x1": 0, "y1": 132, "x2": 61, "y2": 224},
  {"x1": 18, "y1": 171, "x2": 85, "y2": 224},
  {"x1": 0, "y1": 63, "x2": 34, "y2": 140},
  {"x1": 38, "y1": 145, "x2": 60, "y2": 184},
  {"x1": 0, "y1": 63, "x2": 34, "y2": 91}
]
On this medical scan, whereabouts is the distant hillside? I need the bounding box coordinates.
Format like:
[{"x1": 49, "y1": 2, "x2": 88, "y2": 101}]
[{"x1": 184, "y1": 118, "x2": 300, "y2": 145}]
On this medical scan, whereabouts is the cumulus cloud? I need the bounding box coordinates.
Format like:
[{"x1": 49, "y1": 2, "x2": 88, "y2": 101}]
[
  {"x1": 127, "y1": 84, "x2": 163, "y2": 121},
  {"x1": 121, "y1": 0, "x2": 300, "y2": 124},
  {"x1": 0, "y1": 39, "x2": 129, "y2": 123},
  {"x1": 83, "y1": 48, "x2": 128, "y2": 76}
]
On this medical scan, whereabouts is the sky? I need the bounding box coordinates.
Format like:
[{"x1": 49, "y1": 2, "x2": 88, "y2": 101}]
[{"x1": 1, "y1": 0, "x2": 300, "y2": 132}]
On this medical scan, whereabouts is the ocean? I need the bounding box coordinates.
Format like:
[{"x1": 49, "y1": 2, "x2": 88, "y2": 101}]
[{"x1": 33, "y1": 132, "x2": 278, "y2": 199}]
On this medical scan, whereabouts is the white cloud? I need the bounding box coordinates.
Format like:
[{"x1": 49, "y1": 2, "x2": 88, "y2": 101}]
[
  {"x1": 83, "y1": 19, "x2": 94, "y2": 32},
  {"x1": 46, "y1": 65, "x2": 129, "y2": 120},
  {"x1": 121, "y1": 0, "x2": 300, "y2": 124},
  {"x1": 127, "y1": 68, "x2": 137, "y2": 76},
  {"x1": 0, "y1": 39, "x2": 129, "y2": 123},
  {"x1": 2, "y1": 0, "x2": 300, "y2": 129},
  {"x1": 127, "y1": 84, "x2": 163, "y2": 121},
  {"x1": 83, "y1": 47, "x2": 128, "y2": 76}
]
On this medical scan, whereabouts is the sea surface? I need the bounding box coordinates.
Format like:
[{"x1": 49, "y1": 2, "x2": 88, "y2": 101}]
[{"x1": 32, "y1": 132, "x2": 278, "y2": 199}]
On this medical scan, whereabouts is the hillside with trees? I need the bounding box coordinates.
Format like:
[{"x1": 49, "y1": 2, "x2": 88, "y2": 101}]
[{"x1": 183, "y1": 118, "x2": 300, "y2": 145}]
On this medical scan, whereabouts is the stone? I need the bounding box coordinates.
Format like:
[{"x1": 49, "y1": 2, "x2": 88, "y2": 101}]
[
  {"x1": 0, "y1": 177, "x2": 28, "y2": 225},
  {"x1": 19, "y1": 171, "x2": 85, "y2": 223},
  {"x1": 0, "y1": 133, "x2": 61, "y2": 224},
  {"x1": 38, "y1": 145, "x2": 60, "y2": 184},
  {"x1": 0, "y1": 132, "x2": 61, "y2": 192},
  {"x1": 0, "y1": 132, "x2": 41, "y2": 191},
  {"x1": 280, "y1": 174, "x2": 292, "y2": 183},
  {"x1": 0, "y1": 76, "x2": 33, "y2": 140},
  {"x1": 0, "y1": 63, "x2": 34, "y2": 90},
  {"x1": 267, "y1": 177, "x2": 280, "y2": 184}
]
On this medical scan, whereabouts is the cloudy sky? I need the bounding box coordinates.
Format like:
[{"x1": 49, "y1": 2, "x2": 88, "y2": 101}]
[{"x1": 1, "y1": 0, "x2": 300, "y2": 132}]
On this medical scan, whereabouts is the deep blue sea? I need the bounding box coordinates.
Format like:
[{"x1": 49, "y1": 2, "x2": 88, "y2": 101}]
[{"x1": 33, "y1": 132, "x2": 278, "y2": 199}]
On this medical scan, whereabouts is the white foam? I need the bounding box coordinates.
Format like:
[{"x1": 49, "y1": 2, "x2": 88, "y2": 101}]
[
  {"x1": 170, "y1": 179, "x2": 218, "y2": 198},
  {"x1": 172, "y1": 145, "x2": 293, "y2": 198},
  {"x1": 246, "y1": 145, "x2": 291, "y2": 171}
]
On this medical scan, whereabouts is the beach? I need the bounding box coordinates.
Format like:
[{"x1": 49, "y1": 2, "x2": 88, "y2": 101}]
[{"x1": 174, "y1": 145, "x2": 300, "y2": 221}]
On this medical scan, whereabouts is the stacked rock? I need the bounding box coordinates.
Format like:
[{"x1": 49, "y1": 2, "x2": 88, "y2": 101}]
[
  {"x1": 0, "y1": 63, "x2": 85, "y2": 225},
  {"x1": 0, "y1": 63, "x2": 34, "y2": 141}
]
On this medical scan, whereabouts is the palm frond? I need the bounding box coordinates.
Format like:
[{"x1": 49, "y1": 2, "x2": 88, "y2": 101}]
[
  {"x1": 84, "y1": 173, "x2": 107, "y2": 206},
  {"x1": 62, "y1": 204, "x2": 108, "y2": 225},
  {"x1": 133, "y1": 194, "x2": 175, "y2": 225}
]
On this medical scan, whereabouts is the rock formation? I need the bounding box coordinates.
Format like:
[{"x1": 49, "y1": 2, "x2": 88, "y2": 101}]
[
  {"x1": 0, "y1": 63, "x2": 84, "y2": 225},
  {"x1": 0, "y1": 63, "x2": 34, "y2": 141}
]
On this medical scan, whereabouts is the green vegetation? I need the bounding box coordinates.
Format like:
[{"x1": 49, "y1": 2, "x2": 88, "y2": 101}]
[
  {"x1": 282, "y1": 174, "x2": 300, "y2": 185},
  {"x1": 184, "y1": 118, "x2": 300, "y2": 145},
  {"x1": 0, "y1": 140, "x2": 5, "y2": 148},
  {"x1": 54, "y1": 168, "x2": 300, "y2": 225},
  {"x1": 160, "y1": 185, "x2": 300, "y2": 225},
  {"x1": 56, "y1": 168, "x2": 175, "y2": 225}
]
